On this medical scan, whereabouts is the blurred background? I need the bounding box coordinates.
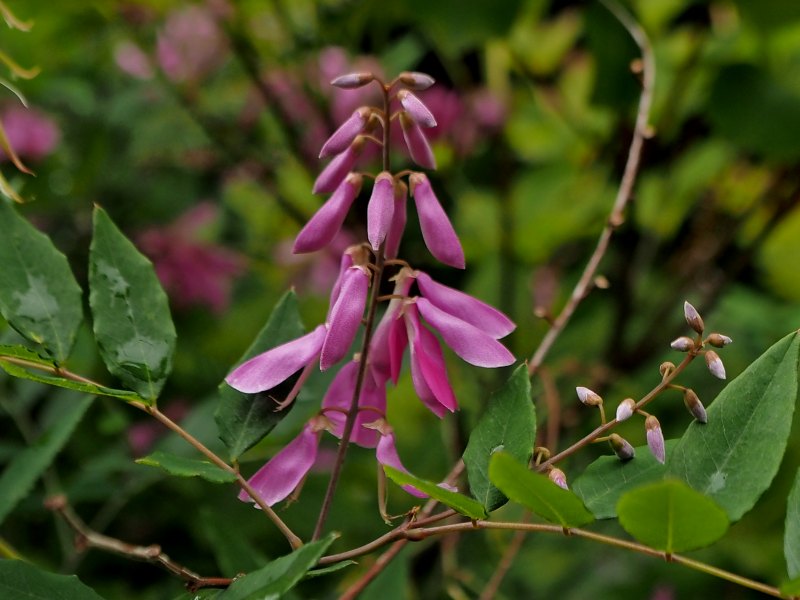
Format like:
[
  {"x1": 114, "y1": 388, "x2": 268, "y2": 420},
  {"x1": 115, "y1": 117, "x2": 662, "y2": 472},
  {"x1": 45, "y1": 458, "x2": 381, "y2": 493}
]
[{"x1": 2, "y1": 0, "x2": 800, "y2": 598}]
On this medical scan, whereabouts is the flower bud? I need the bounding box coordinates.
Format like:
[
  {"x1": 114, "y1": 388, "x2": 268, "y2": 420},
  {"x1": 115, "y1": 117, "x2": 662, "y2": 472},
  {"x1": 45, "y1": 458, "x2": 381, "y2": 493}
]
[
  {"x1": 397, "y1": 89, "x2": 437, "y2": 128},
  {"x1": 576, "y1": 386, "x2": 603, "y2": 407},
  {"x1": 331, "y1": 72, "x2": 375, "y2": 89},
  {"x1": 548, "y1": 467, "x2": 568, "y2": 490},
  {"x1": 705, "y1": 350, "x2": 726, "y2": 380},
  {"x1": 659, "y1": 361, "x2": 676, "y2": 377},
  {"x1": 609, "y1": 433, "x2": 635, "y2": 461},
  {"x1": 616, "y1": 397, "x2": 636, "y2": 422},
  {"x1": 684, "y1": 301, "x2": 704, "y2": 334},
  {"x1": 683, "y1": 389, "x2": 707, "y2": 424},
  {"x1": 706, "y1": 333, "x2": 732, "y2": 348},
  {"x1": 645, "y1": 415, "x2": 665, "y2": 464},
  {"x1": 397, "y1": 71, "x2": 435, "y2": 90},
  {"x1": 670, "y1": 336, "x2": 694, "y2": 352}
]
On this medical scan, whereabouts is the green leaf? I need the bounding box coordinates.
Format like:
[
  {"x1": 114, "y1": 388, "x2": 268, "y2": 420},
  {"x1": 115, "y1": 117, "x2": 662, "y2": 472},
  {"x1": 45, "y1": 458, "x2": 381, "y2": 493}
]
[
  {"x1": 463, "y1": 365, "x2": 535, "y2": 512},
  {"x1": 488, "y1": 452, "x2": 594, "y2": 527},
  {"x1": 0, "y1": 344, "x2": 144, "y2": 402},
  {"x1": 667, "y1": 331, "x2": 800, "y2": 521},
  {"x1": 135, "y1": 450, "x2": 237, "y2": 484},
  {"x1": 0, "y1": 395, "x2": 92, "y2": 525},
  {"x1": 0, "y1": 200, "x2": 83, "y2": 363},
  {"x1": 781, "y1": 577, "x2": 800, "y2": 596},
  {"x1": 572, "y1": 440, "x2": 676, "y2": 519},
  {"x1": 304, "y1": 560, "x2": 357, "y2": 579},
  {"x1": 785, "y1": 468, "x2": 800, "y2": 579},
  {"x1": 215, "y1": 291, "x2": 305, "y2": 461},
  {"x1": 218, "y1": 533, "x2": 336, "y2": 600},
  {"x1": 89, "y1": 206, "x2": 176, "y2": 402},
  {"x1": 383, "y1": 466, "x2": 487, "y2": 520},
  {"x1": 0, "y1": 560, "x2": 106, "y2": 600},
  {"x1": 617, "y1": 479, "x2": 729, "y2": 553}
]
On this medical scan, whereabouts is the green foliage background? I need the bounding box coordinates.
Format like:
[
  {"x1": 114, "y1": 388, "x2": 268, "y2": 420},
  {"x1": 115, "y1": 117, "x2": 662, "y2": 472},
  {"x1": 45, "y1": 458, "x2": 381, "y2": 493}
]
[{"x1": 2, "y1": 0, "x2": 800, "y2": 597}]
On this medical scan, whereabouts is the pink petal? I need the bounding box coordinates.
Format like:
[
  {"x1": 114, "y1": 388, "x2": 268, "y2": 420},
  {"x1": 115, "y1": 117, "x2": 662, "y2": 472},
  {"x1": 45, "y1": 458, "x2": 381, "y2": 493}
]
[
  {"x1": 294, "y1": 174, "x2": 362, "y2": 254},
  {"x1": 400, "y1": 112, "x2": 436, "y2": 169},
  {"x1": 416, "y1": 271, "x2": 514, "y2": 339},
  {"x1": 409, "y1": 173, "x2": 464, "y2": 269},
  {"x1": 370, "y1": 272, "x2": 414, "y2": 383},
  {"x1": 319, "y1": 107, "x2": 370, "y2": 158},
  {"x1": 313, "y1": 142, "x2": 361, "y2": 194},
  {"x1": 416, "y1": 297, "x2": 515, "y2": 368},
  {"x1": 397, "y1": 71, "x2": 435, "y2": 90},
  {"x1": 384, "y1": 181, "x2": 407, "y2": 260},
  {"x1": 327, "y1": 251, "x2": 355, "y2": 321},
  {"x1": 238, "y1": 422, "x2": 321, "y2": 505},
  {"x1": 226, "y1": 325, "x2": 326, "y2": 393},
  {"x1": 376, "y1": 431, "x2": 426, "y2": 498},
  {"x1": 321, "y1": 266, "x2": 369, "y2": 370},
  {"x1": 367, "y1": 171, "x2": 396, "y2": 251},
  {"x1": 321, "y1": 361, "x2": 385, "y2": 448},
  {"x1": 398, "y1": 90, "x2": 437, "y2": 128},
  {"x1": 404, "y1": 307, "x2": 452, "y2": 417}
]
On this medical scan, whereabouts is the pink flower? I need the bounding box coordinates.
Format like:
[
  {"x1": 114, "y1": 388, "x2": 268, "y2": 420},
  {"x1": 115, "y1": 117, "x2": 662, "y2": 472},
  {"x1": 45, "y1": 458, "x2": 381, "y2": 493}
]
[
  {"x1": 137, "y1": 203, "x2": 246, "y2": 315},
  {"x1": 400, "y1": 112, "x2": 436, "y2": 169},
  {"x1": 226, "y1": 325, "x2": 327, "y2": 394},
  {"x1": 157, "y1": 5, "x2": 227, "y2": 83},
  {"x1": 293, "y1": 174, "x2": 362, "y2": 254},
  {"x1": 367, "y1": 171, "x2": 395, "y2": 250},
  {"x1": 409, "y1": 173, "x2": 464, "y2": 269},
  {"x1": 114, "y1": 40, "x2": 154, "y2": 79},
  {"x1": 370, "y1": 269, "x2": 415, "y2": 383},
  {"x1": 404, "y1": 305, "x2": 456, "y2": 417},
  {"x1": 321, "y1": 265, "x2": 370, "y2": 370},
  {"x1": 397, "y1": 90, "x2": 437, "y2": 128},
  {"x1": 415, "y1": 271, "x2": 514, "y2": 338},
  {"x1": 321, "y1": 361, "x2": 386, "y2": 448},
  {"x1": 375, "y1": 427, "x2": 426, "y2": 498},
  {"x1": 238, "y1": 419, "x2": 325, "y2": 506},
  {"x1": 415, "y1": 297, "x2": 515, "y2": 368},
  {"x1": 0, "y1": 105, "x2": 60, "y2": 161},
  {"x1": 313, "y1": 140, "x2": 363, "y2": 194},
  {"x1": 319, "y1": 107, "x2": 371, "y2": 158},
  {"x1": 384, "y1": 180, "x2": 408, "y2": 259}
]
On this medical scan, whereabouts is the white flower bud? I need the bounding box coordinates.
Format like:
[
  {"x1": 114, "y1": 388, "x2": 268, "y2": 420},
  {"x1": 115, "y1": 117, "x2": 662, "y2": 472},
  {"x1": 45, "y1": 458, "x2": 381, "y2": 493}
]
[
  {"x1": 670, "y1": 336, "x2": 695, "y2": 352},
  {"x1": 684, "y1": 301, "x2": 704, "y2": 334},
  {"x1": 616, "y1": 397, "x2": 636, "y2": 422},
  {"x1": 331, "y1": 72, "x2": 375, "y2": 89},
  {"x1": 576, "y1": 386, "x2": 603, "y2": 406},
  {"x1": 705, "y1": 350, "x2": 726, "y2": 380},
  {"x1": 706, "y1": 333, "x2": 732, "y2": 348},
  {"x1": 645, "y1": 415, "x2": 665, "y2": 464}
]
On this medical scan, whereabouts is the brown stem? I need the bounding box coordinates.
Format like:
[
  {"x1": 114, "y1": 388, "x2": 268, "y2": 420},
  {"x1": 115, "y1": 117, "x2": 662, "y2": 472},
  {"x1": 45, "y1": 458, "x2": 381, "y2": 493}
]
[
  {"x1": 527, "y1": 0, "x2": 655, "y2": 377},
  {"x1": 407, "y1": 521, "x2": 783, "y2": 598},
  {"x1": 312, "y1": 81, "x2": 393, "y2": 540},
  {"x1": 537, "y1": 353, "x2": 694, "y2": 471},
  {"x1": 45, "y1": 495, "x2": 233, "y2": 592}
]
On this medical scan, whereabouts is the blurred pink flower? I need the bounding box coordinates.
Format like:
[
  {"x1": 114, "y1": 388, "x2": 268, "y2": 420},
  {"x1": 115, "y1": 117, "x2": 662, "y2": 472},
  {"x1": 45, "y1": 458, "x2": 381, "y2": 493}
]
[
  {"x1": 0, "y1": 105, "x2": 60, "y2": 161},
  {"x1": 157, "y1": 5, "x2": 227, "y2": 83},
  {"x1": 114, "y1": 40, "x2": 154, "y2": 79},
  {"x1": 274, "y1": 228, "x2": 358, "y2": 296},
  {"x1": 137, "y1": 202, "x2": 246, "y2": 314}
]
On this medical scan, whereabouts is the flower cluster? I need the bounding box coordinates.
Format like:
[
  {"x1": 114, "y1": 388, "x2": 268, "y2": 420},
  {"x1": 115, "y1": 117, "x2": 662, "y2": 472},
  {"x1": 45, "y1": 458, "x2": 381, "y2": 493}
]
[{"x1": 226, "y1": 71, "x2": 515, "y2": 507}]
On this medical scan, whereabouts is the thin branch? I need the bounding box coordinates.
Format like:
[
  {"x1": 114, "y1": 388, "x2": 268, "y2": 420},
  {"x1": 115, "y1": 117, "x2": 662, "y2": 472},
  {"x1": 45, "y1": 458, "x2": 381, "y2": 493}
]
[
  {"x1": 527, "y1": 0, "x2": 655, "y2": 377},
  {"x1": 45, "y1": 495, "x2": 233, "y2": 592},
  {"x1": 537, "y1": 353, "x2": 694, "y2": 471},
  {"x1": 140, "y1": 404, "x2": 303, "y2": 550},
  {"x1": 0, "y1": 354, "x2": 302, "y2": 550}
]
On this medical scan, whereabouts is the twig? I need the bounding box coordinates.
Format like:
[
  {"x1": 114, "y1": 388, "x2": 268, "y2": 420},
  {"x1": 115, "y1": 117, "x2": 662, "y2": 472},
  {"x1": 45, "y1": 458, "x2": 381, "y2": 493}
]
[
  {"x1": 0, "y1": 354, "x2": 303, "y2": 550},
  {"x1": 333, "y1": 463, "x2": 465, "y2": 597},
  {"x1": 45, "y1": 495, "x2": 234, "y2": 592},
  {"x1": 537, "y1": 352, "x2": 694, "y2": 471},
  {"x1": 527, "y1": 0, "x2": 655, "y2": 377}
]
